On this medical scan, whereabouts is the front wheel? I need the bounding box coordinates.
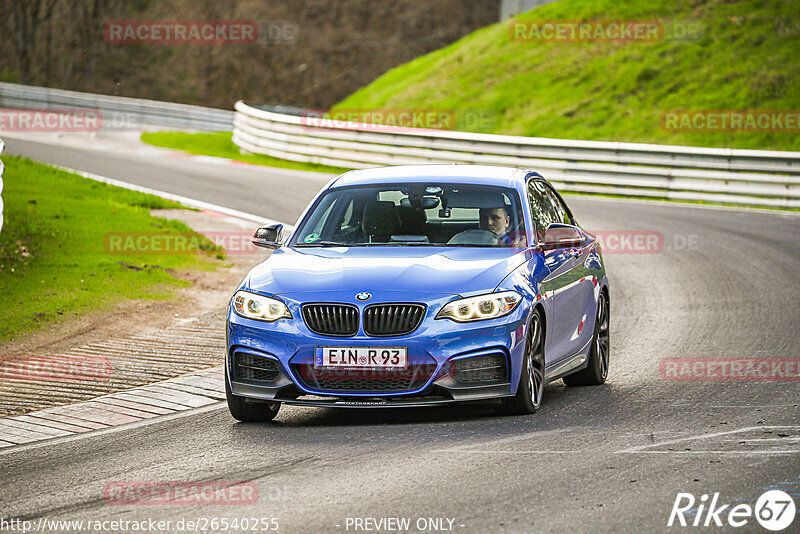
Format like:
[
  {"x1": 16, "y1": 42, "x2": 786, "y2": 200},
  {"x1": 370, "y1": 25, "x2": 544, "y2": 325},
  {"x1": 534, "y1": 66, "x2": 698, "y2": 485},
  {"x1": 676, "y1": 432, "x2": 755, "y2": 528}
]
[
  {"x1": 563, "y1": 290, "x2": 609, "y2": 387},
  {"x1": 496, "y1": 309, "x2": 545, "y2": 415},
  {"x1": 226, "y1": 379, "x2": 281, "y2": 422}
]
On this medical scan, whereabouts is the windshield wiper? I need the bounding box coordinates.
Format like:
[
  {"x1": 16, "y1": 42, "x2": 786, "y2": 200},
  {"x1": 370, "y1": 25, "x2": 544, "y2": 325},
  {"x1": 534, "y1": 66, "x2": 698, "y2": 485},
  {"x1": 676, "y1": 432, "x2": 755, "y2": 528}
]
[
  {"x1": 385, "y1": 242, "x2": 439, "y2": 246},
  {"x1": 294, "y1": 240, "x2": 353, "y2": 247},
  {"x1": 296, "y1": 241, "x2": 447, "y2": 248},
  {"x1": 444, "y1": 244, "x2": 504, "y2": 248},
  {"x1": 355, "y1": 242, "x2": 442, "y2": 246}
]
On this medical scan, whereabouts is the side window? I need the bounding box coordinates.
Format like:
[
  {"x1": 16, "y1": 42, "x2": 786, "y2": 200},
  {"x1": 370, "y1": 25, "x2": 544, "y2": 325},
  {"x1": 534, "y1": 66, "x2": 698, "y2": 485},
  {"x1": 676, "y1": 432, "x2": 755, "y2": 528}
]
[
  {"x1": 543, "y1": 186, "x2": 573, "y2": 225},
  {"x1": 527, "y1": 181, "x2": 554, "y2": 239}
]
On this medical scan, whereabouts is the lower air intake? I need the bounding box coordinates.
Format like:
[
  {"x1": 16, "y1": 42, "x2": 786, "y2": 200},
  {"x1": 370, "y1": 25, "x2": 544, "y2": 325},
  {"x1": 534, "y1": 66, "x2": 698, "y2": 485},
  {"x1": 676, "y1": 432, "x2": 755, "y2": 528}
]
[
  {"x1": 234, "y1": 353, "x2": 281, "y2": 383},
  {"x1": 293, "y1": 364, "x2": 436, "y2": 393},
  {"x1": 452, "y1": 353, "x2": 508, "y2": 384}
]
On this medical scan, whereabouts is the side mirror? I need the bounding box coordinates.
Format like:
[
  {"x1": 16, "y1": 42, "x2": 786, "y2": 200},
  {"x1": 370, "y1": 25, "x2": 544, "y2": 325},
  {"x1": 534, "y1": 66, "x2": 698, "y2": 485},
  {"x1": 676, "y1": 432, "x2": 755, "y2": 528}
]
[
  {"x1": 252, "y1": 224, "x2": 284, "y2": 250},
  {"x1": 541, "y1": 223, "x2": 583, "y2": 251}
]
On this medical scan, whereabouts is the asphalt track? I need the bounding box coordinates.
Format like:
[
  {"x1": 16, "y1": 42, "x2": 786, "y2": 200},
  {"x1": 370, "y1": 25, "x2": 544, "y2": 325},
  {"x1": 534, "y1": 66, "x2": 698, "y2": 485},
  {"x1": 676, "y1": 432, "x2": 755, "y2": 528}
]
[{"x1": 2, "y1": 133, "x2": 799, "y2": 533}]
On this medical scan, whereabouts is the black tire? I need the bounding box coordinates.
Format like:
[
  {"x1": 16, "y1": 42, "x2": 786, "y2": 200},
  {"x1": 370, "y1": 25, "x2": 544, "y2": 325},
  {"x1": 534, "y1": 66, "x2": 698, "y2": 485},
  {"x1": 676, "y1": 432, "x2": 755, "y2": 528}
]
[
  {"x1": 563, "y1": 290, "x2": 609, "y2": 387},
  {"x1": 496, "y1": 308, "x2": 545, "y2": 415},
  {"x1": 225, "y1": 379, "x2": 281, "y2": 422}
]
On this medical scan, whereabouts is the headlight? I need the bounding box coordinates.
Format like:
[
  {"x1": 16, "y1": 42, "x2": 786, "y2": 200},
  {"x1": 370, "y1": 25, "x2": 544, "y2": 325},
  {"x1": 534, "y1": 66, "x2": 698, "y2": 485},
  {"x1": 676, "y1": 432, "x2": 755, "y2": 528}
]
[
  {"x1": 436, "y1": 291, "x2": 522, "y2": 322},
  {"x1": 232, "y1": 291, "x2": 292, "y2": 322}
]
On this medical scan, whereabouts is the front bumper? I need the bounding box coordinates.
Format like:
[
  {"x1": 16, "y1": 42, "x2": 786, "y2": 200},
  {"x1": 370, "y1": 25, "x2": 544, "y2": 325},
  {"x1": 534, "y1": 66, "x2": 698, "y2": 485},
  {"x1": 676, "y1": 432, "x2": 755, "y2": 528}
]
[
  {"x1": 226, "y1": 295, "x2": 529, "y2": 407},
  {"x1": 230, "y1": 380, "x2": 512, "y2": 408}
]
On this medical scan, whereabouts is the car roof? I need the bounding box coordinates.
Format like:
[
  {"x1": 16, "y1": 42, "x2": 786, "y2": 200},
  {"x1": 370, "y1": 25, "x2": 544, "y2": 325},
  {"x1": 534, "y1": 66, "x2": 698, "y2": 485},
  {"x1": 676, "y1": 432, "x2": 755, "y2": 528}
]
[{"x1": 329, "y1": 165, "x2": 541, "y2": 189}]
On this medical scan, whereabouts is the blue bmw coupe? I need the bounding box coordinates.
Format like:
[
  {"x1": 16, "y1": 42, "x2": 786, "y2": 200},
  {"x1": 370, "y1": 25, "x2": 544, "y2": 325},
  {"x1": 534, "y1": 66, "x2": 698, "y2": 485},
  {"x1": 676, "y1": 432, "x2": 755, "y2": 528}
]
[{"x1": 226, "y1": 165, "x2": 609, "y2": 421}]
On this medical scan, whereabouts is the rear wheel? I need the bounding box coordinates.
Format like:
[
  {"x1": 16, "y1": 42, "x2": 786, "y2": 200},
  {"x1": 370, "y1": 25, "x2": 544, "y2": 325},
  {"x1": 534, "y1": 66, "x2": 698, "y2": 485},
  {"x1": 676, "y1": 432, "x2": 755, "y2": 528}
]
[
  {"x1": 563, "y1": 291, "x2": 609, "y2": 387},
  {"x1": 496, "y1": 309, "x2": 545, "y2": 415},
  {"x1": 226, "y1": 379, "x2": 281, "y2": 422}
]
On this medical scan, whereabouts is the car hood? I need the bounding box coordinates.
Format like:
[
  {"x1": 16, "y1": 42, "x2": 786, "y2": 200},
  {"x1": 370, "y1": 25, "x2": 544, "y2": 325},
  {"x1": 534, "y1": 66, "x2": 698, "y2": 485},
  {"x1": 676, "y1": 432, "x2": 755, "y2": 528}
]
[{"x1": 246, "y1": 246, "x2": 530, "y2": 297}]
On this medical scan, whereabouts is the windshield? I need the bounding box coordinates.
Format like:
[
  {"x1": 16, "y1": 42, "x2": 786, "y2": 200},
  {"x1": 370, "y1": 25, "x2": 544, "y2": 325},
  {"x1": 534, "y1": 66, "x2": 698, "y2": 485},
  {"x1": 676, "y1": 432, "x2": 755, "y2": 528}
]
[{"x1": 291, "y1": 183, "x2": 528, "y2": 248}]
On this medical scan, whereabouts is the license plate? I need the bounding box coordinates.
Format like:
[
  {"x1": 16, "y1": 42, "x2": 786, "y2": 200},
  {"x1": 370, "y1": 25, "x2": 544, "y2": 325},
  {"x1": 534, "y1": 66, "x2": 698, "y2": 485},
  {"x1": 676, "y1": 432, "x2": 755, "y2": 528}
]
[{"x1": 315, "y1": 347, "x2": 407, "y2": 368}]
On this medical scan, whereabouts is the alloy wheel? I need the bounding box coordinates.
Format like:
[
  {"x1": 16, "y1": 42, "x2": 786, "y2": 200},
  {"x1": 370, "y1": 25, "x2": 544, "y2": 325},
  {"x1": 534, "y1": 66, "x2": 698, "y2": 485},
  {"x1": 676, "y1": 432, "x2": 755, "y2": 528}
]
[
  {"x1": 596, "y1": 293, "x2": 610, "y2": 379},
  {"x1": 527, "y1": 314, "x2": 545, "y2": 408}
]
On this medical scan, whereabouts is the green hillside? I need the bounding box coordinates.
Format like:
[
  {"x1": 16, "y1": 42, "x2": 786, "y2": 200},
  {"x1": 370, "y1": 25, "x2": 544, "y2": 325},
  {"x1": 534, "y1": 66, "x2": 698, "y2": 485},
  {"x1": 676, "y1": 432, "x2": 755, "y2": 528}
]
[{"x1": 334, "y1": 0, "x2": 800, "y2": 151}]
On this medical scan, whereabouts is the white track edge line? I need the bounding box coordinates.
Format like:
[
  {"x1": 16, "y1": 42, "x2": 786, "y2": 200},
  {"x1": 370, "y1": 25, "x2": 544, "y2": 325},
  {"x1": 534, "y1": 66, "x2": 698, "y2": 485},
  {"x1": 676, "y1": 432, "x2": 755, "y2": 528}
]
[{"x1": 52, "y1": 164, "x2": 289, "y2": 227}]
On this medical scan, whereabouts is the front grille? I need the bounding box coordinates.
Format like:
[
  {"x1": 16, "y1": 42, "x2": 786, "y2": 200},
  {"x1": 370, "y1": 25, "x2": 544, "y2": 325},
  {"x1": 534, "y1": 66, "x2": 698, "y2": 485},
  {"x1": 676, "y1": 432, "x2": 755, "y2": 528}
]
[
  {"x1": 452, "y1": 354, "x2": 507, "y2": 384},
  {"x1": 293, "y1": 364, "x2": 436, "y2": 392},
  {"x1": 234, "y1": 353, "x2": 281, "y2": 383},
  {"x1": 302, "y1": 304, "x2": 359, "y2": 337},
  {"x1": 363, "y1": 304, "x2": 426, "y2": 337}
]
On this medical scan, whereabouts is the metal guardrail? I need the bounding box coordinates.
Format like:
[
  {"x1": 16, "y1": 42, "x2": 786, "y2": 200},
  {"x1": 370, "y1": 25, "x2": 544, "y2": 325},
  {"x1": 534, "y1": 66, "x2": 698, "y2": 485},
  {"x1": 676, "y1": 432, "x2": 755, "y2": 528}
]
[
  {"x1": 233, "y1": 101, "x2": 800, "y2": 209},
  {"x1": 2, "y1": 83, "x2": 796, "y2": 209},
  {"x1": 0, "y1": 82, "x2": 233, "y2": 131}
]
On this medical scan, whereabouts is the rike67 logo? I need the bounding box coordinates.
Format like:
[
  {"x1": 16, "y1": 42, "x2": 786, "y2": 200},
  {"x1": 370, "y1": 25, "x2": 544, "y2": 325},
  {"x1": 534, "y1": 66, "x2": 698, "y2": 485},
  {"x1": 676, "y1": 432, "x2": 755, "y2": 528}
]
[{"x1": 669, "y1": 490, "x2": 796, "y2": 531}]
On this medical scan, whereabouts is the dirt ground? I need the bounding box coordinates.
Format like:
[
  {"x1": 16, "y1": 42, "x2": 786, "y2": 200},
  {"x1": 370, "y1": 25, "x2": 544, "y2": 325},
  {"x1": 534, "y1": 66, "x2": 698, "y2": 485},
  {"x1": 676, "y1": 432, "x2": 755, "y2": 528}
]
[{"x1": 0, "y1": 208, "x2": 268, "y2": 416}]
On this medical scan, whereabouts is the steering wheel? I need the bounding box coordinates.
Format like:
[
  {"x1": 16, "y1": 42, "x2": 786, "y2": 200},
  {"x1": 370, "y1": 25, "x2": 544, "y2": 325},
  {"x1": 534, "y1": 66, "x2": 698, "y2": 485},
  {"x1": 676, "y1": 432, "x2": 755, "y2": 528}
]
[{"x1": 447, "y1": 229, "x2": 499, "y2": 246}]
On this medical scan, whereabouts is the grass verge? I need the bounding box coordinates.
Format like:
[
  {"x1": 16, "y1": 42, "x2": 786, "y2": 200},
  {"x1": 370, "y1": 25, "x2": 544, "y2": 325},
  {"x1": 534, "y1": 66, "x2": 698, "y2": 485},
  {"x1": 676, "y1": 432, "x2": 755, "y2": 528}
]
[
  {"x1": 0, "y1": 156, "x2": 225, "y2": 342},
  {"x1": 335, "y1": 0, "x2": 800, "y2": 152}
]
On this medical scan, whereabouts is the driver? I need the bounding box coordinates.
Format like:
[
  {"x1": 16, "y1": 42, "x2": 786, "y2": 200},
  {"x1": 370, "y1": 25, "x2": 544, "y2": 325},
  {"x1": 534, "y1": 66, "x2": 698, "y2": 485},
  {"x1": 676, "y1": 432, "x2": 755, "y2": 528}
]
[
  {"x1": 480, "y1": 207, "x2": 510, "y2": 236},
  {"x1": 479, "y1": 207, "x2": 512, "y2": 245}
]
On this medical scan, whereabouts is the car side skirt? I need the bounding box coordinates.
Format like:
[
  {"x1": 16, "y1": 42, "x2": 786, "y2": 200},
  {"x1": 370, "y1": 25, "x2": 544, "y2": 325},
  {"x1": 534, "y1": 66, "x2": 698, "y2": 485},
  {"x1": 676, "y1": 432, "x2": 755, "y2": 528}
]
[{"x1": 544, "y1": 337, "x2": 592, "y2": 383}]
